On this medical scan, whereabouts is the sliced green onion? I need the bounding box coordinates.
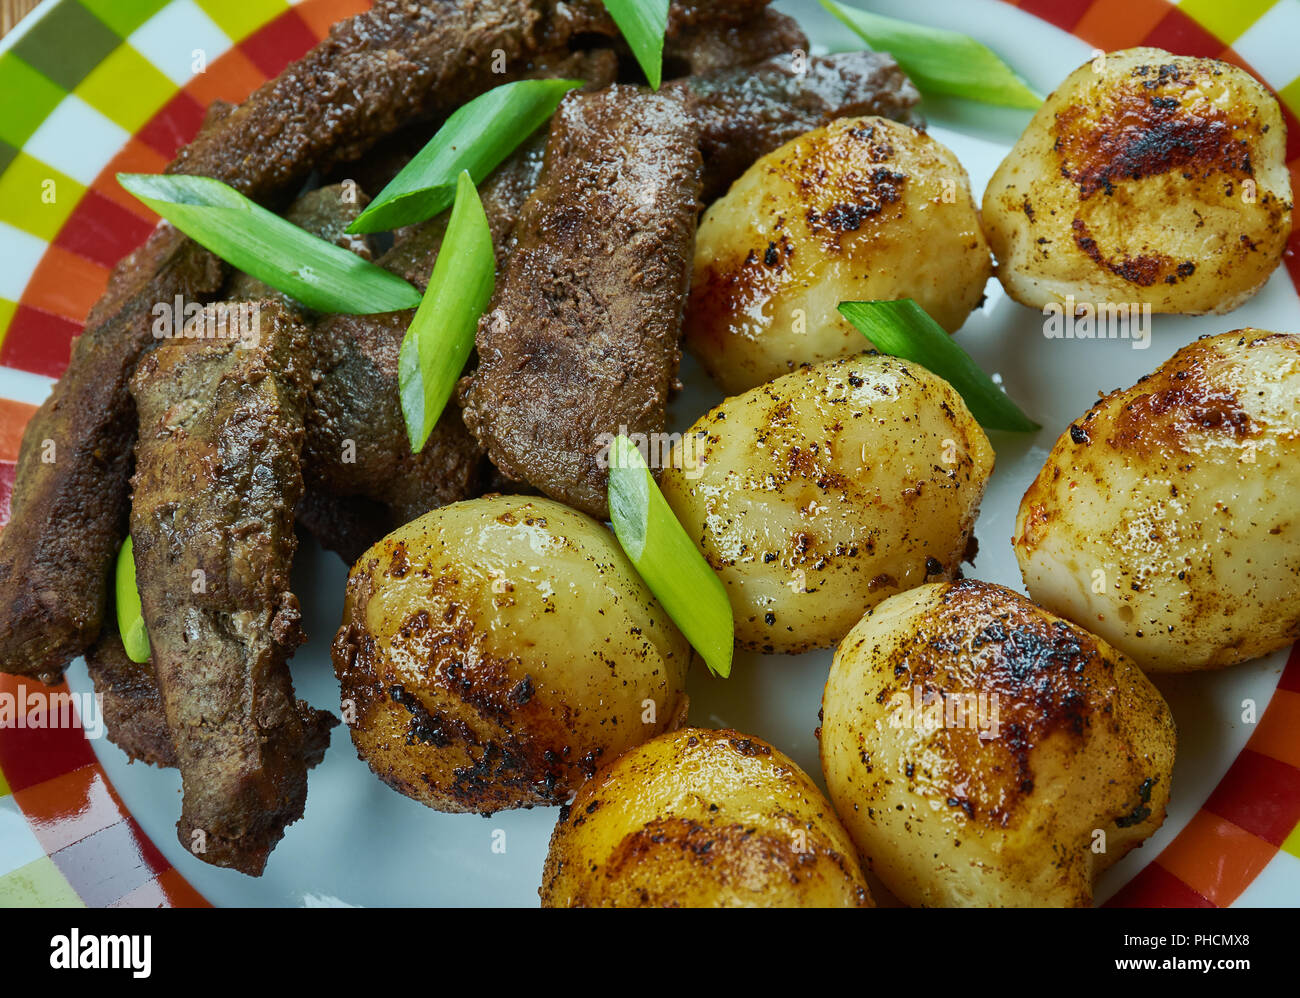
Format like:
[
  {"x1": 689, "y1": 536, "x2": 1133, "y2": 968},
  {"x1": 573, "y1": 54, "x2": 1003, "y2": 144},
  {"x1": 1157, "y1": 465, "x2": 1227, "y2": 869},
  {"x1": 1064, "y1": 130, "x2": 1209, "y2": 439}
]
[
  {"x1": 607, "y1": 435, "x2": 734, "y2": 678},
  {"x1": 117, "y1": 173, "x2": 421, "y2": 315},
  {"x1": 115, "y1": 536, "x2": 150, "y2": 664},
  {"x1": 349, "y1": 78, "x2": 583, "y2": 234},
  {"x1": 839, "y1": 299, "x2": 1040, "y2": 432},
  {"x1": 602, "y1": 0, "x2": 670, "y2": 90},
  {"x1": 821, "y1": 0, "x2": 1042, "y2": 109},
  {"x1": 399, "y1": 171, "x2": 495, "y2": 452}
]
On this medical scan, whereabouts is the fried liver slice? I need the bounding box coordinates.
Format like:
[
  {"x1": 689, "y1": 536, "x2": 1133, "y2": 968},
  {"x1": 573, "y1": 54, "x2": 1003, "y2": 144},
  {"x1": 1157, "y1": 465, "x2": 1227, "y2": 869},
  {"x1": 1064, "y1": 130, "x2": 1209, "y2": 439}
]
[
  {"x1": 459, "y1": 85, "x2": 703, "y2": 519},
  {"x1": 129, "y1": 301, "x2": 318, "y2": 875}
]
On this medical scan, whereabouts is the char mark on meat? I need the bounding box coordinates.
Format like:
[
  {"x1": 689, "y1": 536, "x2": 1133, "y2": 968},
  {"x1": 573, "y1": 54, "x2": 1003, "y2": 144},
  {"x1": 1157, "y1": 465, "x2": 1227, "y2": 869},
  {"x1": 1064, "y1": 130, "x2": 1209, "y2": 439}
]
[{"x1": 129, "y1": 301, "x2": 319, "y2": 876}]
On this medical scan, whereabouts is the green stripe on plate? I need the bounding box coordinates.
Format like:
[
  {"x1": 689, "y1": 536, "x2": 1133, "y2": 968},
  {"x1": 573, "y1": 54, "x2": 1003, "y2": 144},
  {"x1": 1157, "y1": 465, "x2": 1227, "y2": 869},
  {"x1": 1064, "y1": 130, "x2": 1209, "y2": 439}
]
[
  {"x1": 9, "y1": 0, "x2": 123, "y2": 92},
  {"x1": 75, "y1": 43, "x2": 176, "y2": 132},
  {"x1": 78, "y1": 0, "x2": 171, "y2": 38},
  {"x1": 193, "y1": 0, "x2": 290, "y2": 41},
  {"x1": 0, "y1": 857, "x2": 85, "y2": 907},
  {"x1": 0, "y1": 765, "x2": 9, "y2": 798},
  {"x1": 1279, "y1": 76, "x2": 1300, "y2": 120},
  {"x1": 0, "y1": 153, "x2": 86, "y2": 241},
  {"x1": 1283, "y1": 818, "x2": 1300, "y2": 861},
  {"x1": 1179, "y1": 0, "x2": 1276, "y2": 44},
  {"x1": 0, "y1": 55, "x2": 67, "y2": 149},
  {"x1": 0, "y1": 138, "x2": 18, "y2": 180}
]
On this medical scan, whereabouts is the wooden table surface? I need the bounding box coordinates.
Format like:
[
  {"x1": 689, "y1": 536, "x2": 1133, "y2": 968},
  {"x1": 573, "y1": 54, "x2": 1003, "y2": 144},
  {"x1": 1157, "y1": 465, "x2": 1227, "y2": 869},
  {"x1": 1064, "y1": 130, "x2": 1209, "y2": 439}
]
[{"x1": 1, "y1": 0, "x2": 42, "y2": 39}]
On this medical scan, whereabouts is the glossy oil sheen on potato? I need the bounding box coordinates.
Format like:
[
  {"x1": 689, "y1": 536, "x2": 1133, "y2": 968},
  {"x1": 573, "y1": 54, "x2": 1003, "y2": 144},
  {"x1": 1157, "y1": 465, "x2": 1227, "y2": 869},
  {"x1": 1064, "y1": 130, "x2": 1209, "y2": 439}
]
[
  {"x1": 686, "y1": 116, "x2": 991, "y2": 395},
  {"x1": 540, "y1": 727, "x2": 872, "y2": 907},
  {"x1": 660, "y1": 355, "x2": 993, "y2": 654},
  {"x1": 1015, "y1": 329, "x2": 1300, "y2": 672},
  {"x1": 821, "y1": 581, "x2": 1176, "y2": 908},
  {"x1": 984, "y1": 48, "x2": 1292, "y2": 314},
  {"x1": 331, "y1": 495, "x2": 691, "y2": 814}
]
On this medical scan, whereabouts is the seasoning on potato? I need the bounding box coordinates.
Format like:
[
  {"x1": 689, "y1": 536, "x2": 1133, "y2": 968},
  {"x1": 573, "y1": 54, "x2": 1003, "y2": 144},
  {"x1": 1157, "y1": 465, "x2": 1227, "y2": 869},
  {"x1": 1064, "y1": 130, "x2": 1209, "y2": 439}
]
[
  {"x1": 685, "y1": 115, "x2": 992, "y2": 395},
  {"x1": 820, "y1": 580, "x2": 1176, "y2": 908},
  {"x1": 540, "y1": 727, "x2": 872, "y2": 908},
  {"x1": 983, "y1": 47, "x2": 1293, "y2": 315},
  {"x1": 660, "y1": 354, "x2": 994, "y2": 654},
  {"x1": 331, "y1": 495, "x2": 691, "y2": 814},
  {"x1": 1015, "y1": 328, "x2": 1300, "y2": 672}
]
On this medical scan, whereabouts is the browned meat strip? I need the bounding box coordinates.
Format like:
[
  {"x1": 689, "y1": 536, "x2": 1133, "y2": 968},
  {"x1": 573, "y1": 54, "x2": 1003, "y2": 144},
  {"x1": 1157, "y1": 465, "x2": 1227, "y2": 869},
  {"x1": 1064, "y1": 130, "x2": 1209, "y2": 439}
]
[
  {"x1": 167, "y1": 0, "x2": 769, "y2": 199},
  {"x1": 130, "y1": 301, "x2": 318, "y2": 875},
  {"x1": 671, "y1": 50, "x2": 922, "y2": 201},
  {"x1": 304, "y1": 133, "x2": 550, "y2": 531},
  {"x1": 86, "y1": 632, "x2": 336, "y2": 771},
  {"x1": 0, "y1": 235, "x2": 224, "y2": 683},
  {"x1": 459, "y1": 86, "x2": 702, "y2": 519},
  {"x1": 0, "y1": 103, "x2": 239, "y2": 684},
  {"x1": 662, "y1": 7, "x2": 806, "y2": 77}
]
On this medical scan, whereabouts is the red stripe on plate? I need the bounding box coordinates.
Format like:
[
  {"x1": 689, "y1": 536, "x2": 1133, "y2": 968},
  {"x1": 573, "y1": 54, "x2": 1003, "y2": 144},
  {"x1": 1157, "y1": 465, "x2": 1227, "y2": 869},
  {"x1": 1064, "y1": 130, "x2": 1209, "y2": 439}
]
[
  {"x1": 1142, "y1": 7, "x2": 1226, "y2": 58},
  {"x1": 1202, "y1": 749, "x2": 1300, "y2": 847},
  {"x1": 1017, "y1": 0, "x2": 1095, "y2": 32},
  {"x1": 240, "y1": 8, "x2": 321, "y2": 78},
  {"x1": 1104, "y1": 862, "x2": 1216, "y2": 908},
  {"x1": 0, "y1": 305, "x2": 79, "y2": 378},
  {"x1": 53, "y1": 189, "x2": 159, "y2": 270},
  {"x1": 135, "y1": 90, "x2": 208, "y2": 159},
  {"x1": 0, "y1": 678, "x2": 97, "y2": 793}
]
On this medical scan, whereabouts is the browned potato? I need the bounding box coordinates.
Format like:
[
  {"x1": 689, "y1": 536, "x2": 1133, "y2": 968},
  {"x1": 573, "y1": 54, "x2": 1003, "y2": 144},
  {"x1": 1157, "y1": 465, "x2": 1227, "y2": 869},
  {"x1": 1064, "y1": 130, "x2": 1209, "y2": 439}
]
[
  {"x1": 661, "y1": 355, "x2": 993, "y2": 654},
  {"x1": 820, "y1": 580, "x2": 1176, "y2": 907},
  {"x1": 331, "y1": 495, "x2": 691, "y2": 814},
  {"x1": 1015, "y1": 329, "x2": 1300, "y2": 672},
  {"x1": 686, "y1": 116, "x2": 991, "y2": 395},
  {"x1": 984, "y1": 48, "x2": 1292, "y2": 314},
  {"x1": 540, "y1": 727, "x2": 872, "y2": 907}
]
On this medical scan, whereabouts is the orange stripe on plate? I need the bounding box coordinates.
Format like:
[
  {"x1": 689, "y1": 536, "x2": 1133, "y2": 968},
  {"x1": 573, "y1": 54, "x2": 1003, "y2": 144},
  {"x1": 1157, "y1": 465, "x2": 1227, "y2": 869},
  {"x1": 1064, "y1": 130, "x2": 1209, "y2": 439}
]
[
  {"x1": 0, "y1": 398, "x2": 37, "y2": 462},
  {"x1": 296, "y1": 0, "x2": 373, "y2": 39},
  {"x1": 184, "y1": 47, "x2": 268, "y2": 108},
  {"x1": 1156, "y1": 810, "x2": 1277, "y2": 907},
  {"x1": 1073, "y1": 0, "x2": 1170, "y2": 52},
  {"x1": 91, "y1": 139, "x2": 168, "y2": 224},
  {"x1": 1247, "y1": 688, "x2": 1300, "y2": 770},
  {"x1": 20, "y1": 246, "x2": 111, "y2": 324}
]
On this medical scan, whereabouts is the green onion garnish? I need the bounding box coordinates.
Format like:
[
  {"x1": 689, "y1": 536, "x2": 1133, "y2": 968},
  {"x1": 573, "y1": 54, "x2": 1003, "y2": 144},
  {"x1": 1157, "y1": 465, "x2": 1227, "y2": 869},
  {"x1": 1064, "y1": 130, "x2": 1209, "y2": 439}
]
[
  {"x1": 821, "y1": 0, "x2": 1042, "y2": 109},
  {"x1": 602, "y1": 0, "x2": 670, "y2": 91},
  {"x1": 115, "y1": 536, "x2": 150, "y2": 664},
  {"x1": 398, "y1": 171, "x2": 495, "y2": 453},
  {"x1": 607, "y1": 435, "x2": 734, "y2": 678},
  {"x1": 349, "y1": 78, "x2": 583, "y2": 234},
  {"x1": 839, "y1": 299, "x2": 1040, "y2": 432},
  {"x1": 117, "y1": 173, "x2": 421, "y2": 315}
]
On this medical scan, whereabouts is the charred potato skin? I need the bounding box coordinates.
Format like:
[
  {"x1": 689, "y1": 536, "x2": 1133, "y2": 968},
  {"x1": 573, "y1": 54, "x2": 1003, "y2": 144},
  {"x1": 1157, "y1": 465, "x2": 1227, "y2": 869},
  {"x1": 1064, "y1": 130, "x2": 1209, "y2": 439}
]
[
  {"x1": 1015, "y1": 329, "x2": 1300, "y2": 672},
  {"x1": 983, "y1": 48, "x2": 1292, "y2": 314},
  {"x1": 331, "y1": 496, "x2": 691, "y2": 814},
  {"x1": 660, "y1": 355, "x2": 994, "y2": 654},
  {"x1": 820, "y1": 581, "x2": 1176, "y2": 908},
  {"x1": 687, "y1": 116, "x2": 992, "y2": 395},
  {"x1": 540, "y1": 727, "x2": 873, "y2": 908}
]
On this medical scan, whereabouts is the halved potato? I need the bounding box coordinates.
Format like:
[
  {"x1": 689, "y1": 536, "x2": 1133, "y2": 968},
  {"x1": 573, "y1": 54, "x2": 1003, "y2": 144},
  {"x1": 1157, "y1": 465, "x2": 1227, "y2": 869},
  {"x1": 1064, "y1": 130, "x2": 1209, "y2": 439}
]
[
  {"x1": 821, "y1": 580, "x2": 1176, "y2": 908},
  {"x1": 1015, "y1": 328, "x2": 1300, "y2": 672},
  {"x1": 686, "y1": 115, "x2": 991, "y2": 395},
  {"x1": 540, "y1": 727, "x2": 872, "y2": 907},
  {"x1": 984, "y1": 48, "x2": 1292, "y2": 314},
  {"x1": 331, "y1": 495, "x2": 691, "y2": 813}
]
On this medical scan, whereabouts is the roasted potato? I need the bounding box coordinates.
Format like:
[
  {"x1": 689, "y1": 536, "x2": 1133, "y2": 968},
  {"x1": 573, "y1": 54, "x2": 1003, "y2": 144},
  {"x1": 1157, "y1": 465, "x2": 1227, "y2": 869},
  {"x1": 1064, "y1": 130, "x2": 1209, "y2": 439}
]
[
  {"x1": 331, "y1": 495, "x2": 691, "y2": 813},
  {"x1": 660, "y1": 355, "x2": 994, "y2": 653},
  {"x1": 820, "y1": 580, "x2": 1176, "y2": 908},
  {"x1": 686, "y1": 116, "x2": 992, "y2": 395},
  {"x1": 1015, "y1": 329, "x2": 1300, "y2": 672},
  {"x1": 540, "y1": 727, "x2": 872, "y2": 907},
  {"x1": 983, "y1": 48, "x2": 1292, "y2": 314}
]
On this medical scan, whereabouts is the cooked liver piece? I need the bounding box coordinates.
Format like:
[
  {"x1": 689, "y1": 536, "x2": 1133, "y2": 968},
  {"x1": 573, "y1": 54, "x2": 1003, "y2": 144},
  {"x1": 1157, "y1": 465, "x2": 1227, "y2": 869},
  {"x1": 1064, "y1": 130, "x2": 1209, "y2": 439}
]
[
  {"x1": 129, "y1": 301, "x2": 318, "y2": 876},
  {"x1": 459, "y1": 85, "x2": 703, "y2": 519}
]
